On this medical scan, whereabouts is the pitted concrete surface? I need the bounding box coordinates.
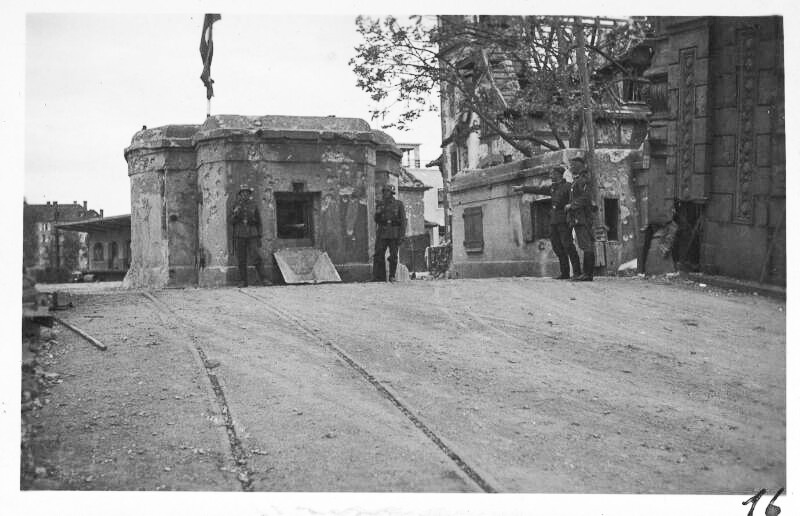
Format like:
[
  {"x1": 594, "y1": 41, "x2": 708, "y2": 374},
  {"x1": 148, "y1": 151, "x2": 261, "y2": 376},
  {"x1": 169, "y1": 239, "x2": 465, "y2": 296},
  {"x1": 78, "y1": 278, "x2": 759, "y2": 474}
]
[{"x1": 21, "y1": 276, "x2": 785, "y2": 494}]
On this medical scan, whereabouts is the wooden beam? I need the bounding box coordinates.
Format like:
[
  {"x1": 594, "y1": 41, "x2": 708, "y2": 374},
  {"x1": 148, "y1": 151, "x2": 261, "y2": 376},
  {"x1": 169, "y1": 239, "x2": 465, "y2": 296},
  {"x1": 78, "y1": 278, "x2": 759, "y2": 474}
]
[{"x1": 55, "y1": 318, "x2": 108, "y2": 351}]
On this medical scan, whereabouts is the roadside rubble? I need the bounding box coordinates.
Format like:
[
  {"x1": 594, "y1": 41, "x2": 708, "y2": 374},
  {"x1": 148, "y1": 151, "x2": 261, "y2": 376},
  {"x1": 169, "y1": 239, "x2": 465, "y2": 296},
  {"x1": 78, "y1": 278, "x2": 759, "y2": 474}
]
[{"x1": 21, "y1": 328, "x2": 65, "y2": 488}]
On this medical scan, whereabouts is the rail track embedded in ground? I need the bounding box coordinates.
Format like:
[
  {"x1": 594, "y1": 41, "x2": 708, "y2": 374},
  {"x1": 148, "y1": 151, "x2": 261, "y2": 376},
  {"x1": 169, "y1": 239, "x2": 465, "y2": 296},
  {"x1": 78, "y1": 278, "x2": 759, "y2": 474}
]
[
  {"x1": 237, "y1": 288, "x2": 498, "y2": 493},
  {"x1": 141, "y1": 291, "x2": 255, "y2": 491}
]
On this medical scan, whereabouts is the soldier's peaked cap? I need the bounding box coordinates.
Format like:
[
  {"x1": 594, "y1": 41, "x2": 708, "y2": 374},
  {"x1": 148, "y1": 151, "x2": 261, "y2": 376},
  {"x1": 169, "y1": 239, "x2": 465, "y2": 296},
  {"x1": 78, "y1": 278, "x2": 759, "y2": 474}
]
[
  {"x1": 569, "y1": 156, "x2": 586, "y2": 164},
  {"x1": 382, "y1": 184, "x2": 396, "y2": 193},
  {"x1": 238, "y1": 184, "x2": 254, "y2": 193},
  {"x1": 552, "y1": 165, "x2": 566, "y2": 174}
]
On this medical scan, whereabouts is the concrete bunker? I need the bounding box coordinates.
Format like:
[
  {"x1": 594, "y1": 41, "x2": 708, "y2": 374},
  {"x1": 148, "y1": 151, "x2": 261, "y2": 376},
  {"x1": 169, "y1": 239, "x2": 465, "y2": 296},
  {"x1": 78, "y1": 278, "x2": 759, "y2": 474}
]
[{"x1": 124, "y1": 115, "x2": 403, "y2": 288}]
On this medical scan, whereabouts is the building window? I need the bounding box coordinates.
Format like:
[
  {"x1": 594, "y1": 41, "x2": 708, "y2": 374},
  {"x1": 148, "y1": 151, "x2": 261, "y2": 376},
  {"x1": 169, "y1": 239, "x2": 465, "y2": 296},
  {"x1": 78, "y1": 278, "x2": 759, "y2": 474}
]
[
  {"x1": 450, "y1": 150, "x2": 458, "y2": 177},
  {"x1": 275, "y1": 192, "x2": 315, "y2": 241},
  {"x1": 93, "y1": 242, "x2": 104, "y2": 261},
  {"x1": 604, "y1": 198, "x2": 620, "y2": 241},
  {"x1": 644, "y1": 74, "x2": 668, "y2": 114},
  {"x1": 462, "y1": 206, "x2": 484, "y2": 253},
  {"x1": 531, "y1": 200, "x2": 552, "y2": 240},
  {"x1": 437, "y1": 188, "x2": 445, "y2": 208}
]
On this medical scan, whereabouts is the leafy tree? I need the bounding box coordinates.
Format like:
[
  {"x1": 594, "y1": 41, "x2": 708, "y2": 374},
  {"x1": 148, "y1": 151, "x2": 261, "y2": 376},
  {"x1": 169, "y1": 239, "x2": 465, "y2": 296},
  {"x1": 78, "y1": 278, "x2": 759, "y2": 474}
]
[{"x1": 350, "y1": 15, "x2": 651, "y2": 157}]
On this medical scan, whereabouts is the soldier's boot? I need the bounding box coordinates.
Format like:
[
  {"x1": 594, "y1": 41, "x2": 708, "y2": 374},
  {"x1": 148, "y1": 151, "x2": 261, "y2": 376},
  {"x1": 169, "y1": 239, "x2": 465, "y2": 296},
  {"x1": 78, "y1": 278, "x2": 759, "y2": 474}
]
[
  {"x1": 254, "y1": 258, "x2": 270, "y2": 286},
  {"x1": 372, "y1": 254, "x2": 386, "y2": 282},
  {"x1": 575, "y1": 252, "x2": 595, "y2": 281},
  {"x1": 556, "y1": 259, "x2": 571, "y2": 280},
  {"x1": 388, "y1": 257, "x2": 398, "y2": 282},
  {"x1": 567, "y1": 248, "x2": 582, "y2": 277}
]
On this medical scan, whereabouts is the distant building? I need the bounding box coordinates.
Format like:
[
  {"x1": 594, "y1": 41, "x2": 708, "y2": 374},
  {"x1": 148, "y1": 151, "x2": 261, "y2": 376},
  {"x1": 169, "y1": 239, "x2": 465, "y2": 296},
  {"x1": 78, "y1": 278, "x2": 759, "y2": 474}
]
[
  {"x1": 55, "y1": 214, "x2": 132, "y2": 281},
  {"x1": 23, "y1": 200, "x2": 100, "y2": 282},
  {"x1": 399, "y1": 143, "x2": 445, "y2": 247}
]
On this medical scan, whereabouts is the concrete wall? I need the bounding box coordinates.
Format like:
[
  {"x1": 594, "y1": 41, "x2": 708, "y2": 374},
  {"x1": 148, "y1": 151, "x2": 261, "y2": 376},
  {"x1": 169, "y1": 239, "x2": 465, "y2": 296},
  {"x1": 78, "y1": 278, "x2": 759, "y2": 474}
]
[
  {"x1": 450, "y1": 149, "x2": 640, "y2": 278},
  {"x1": 124, "y1": 125, "x2": 198, "y2": 288},
  {"x1": 194, "y1": 132, "x2": 378, "y2": 285}
]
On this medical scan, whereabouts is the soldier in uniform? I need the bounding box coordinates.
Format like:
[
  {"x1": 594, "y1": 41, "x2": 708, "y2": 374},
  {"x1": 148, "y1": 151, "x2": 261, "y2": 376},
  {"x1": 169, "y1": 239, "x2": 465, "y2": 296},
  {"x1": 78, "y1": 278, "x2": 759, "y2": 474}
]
[
  {"x1": 230, "y1": 185, "x2": 268, "y2": 287},
  {"x1": 372, "y1": 184, "x2": 407, "y2": 282},
  {"x1": 512, "y1": 165, "x2": 582, "y2": 279},
  {"x1": 565, "y1": 156, "x2": 596, "y2": 281}
]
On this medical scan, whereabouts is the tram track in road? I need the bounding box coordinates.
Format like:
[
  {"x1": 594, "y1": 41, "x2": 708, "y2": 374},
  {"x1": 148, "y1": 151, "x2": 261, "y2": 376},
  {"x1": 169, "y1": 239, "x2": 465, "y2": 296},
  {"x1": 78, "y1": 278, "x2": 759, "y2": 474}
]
[
  {"x1": 237, "y1": 288, "x2": 498, "y2": 494},
  {"x1": 141, "y1": 291, "x2": 255, "y2": 491}
]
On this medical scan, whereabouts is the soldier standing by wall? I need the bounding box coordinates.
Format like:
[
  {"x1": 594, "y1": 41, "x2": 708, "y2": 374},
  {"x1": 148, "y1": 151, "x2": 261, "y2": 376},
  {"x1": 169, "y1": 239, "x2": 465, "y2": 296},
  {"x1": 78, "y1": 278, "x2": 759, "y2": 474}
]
[
  {"x1": 372, "y1": 184, "x2": 407, "y2": 282},
  {"x1": 230, "y1": 185, "x2": 268, "y2": 287},
  {"x1": 512, "y1": 165, "x2": 582, "y2": 279},
  {"x1": 565, "y1": 156, "x2": 596, "y2": 281}
]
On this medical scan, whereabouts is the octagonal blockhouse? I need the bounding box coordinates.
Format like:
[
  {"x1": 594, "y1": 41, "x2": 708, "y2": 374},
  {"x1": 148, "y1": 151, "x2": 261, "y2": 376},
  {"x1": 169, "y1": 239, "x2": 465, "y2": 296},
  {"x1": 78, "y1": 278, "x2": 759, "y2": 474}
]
[{"x1": 124, "y1": 115, "x2": 402, "y2": 288}]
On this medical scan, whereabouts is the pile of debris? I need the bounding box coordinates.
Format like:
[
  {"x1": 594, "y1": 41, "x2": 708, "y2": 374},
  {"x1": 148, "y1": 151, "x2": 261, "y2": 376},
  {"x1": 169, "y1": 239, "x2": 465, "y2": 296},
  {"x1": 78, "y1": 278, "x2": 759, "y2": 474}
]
[{"x1": 21, "y1": 327, "x2": 65, "y2": 489}]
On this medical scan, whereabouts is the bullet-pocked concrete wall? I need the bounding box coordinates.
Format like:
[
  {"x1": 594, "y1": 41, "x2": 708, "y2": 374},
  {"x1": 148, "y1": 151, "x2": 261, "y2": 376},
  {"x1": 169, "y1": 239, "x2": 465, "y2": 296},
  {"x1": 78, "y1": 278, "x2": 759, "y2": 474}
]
[
  {"x1": 194, "y1": 133, "x2": 379, "y2": 286},
  {"x1": 125, "y1": 116, "x2": 400, "y2": 288},
  {"x1": 449, "y1": 149, "x2": 640, "y2": 278},
  {"x1": 124, "y1": 125, "x2": 199, "y2": 288}
]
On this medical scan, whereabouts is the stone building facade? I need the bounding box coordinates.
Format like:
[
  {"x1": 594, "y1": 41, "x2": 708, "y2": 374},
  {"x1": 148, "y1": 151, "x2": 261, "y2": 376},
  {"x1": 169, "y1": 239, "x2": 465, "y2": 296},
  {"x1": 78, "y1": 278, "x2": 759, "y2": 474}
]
[
  {"x1": 124, "y1": 115, "x2": 403, "y2": 288},
  {"x1": 640, "y1": 16, "x2": 785, "y2": 284},
  {"x1": 438, "y1": 16, "x2": 785, "y2": 284}
]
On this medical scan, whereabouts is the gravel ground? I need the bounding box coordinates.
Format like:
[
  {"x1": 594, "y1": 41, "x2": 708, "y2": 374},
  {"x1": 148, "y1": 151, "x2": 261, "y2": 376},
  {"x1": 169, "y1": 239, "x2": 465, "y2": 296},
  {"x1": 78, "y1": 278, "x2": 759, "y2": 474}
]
[{"x1": 16, "y1": 275, "x2": 786, "y2": 510}]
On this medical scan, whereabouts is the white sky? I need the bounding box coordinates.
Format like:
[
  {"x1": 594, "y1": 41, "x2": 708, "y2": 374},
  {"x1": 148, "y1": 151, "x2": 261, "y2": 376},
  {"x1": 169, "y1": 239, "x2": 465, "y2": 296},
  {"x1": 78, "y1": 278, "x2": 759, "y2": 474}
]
[{"x1": 23, "y1": 12, "x2": 443, "y2": 217}]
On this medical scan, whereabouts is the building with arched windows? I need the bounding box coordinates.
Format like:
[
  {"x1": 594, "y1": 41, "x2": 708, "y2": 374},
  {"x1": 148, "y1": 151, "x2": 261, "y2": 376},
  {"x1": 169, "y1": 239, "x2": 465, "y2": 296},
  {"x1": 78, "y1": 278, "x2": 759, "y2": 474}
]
[{"x1": 55, "y1": 214, "x2": 132, "y2": 281}]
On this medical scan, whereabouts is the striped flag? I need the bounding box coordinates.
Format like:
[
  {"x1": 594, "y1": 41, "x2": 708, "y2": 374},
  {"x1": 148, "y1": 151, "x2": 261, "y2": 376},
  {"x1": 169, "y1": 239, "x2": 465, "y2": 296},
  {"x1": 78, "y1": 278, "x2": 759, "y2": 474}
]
[{"x1": 200, "y1": 14, "x2": 221, "y2": 100}]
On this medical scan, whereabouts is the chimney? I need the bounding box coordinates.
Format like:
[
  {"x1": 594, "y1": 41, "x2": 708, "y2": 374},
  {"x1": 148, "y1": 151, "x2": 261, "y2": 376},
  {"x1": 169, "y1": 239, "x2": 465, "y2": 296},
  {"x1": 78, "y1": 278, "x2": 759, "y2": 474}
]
[
  {"x1": 100, "y1": 209, "x2": 104, "y2": 218},
  {"x1": 83, "y1": 201, "x2": 87, "y2": 210},
  {"x1": 46, "y1": 201, "x2": 51, "y2": 206}
]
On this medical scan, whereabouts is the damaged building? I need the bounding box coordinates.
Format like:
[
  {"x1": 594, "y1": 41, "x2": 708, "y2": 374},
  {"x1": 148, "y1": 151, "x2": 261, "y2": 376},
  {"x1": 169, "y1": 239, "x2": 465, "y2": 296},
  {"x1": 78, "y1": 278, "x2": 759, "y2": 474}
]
[
  {"x1": 438, "y1": 15, "x2": 785, "y2": 285},
  {"x1": 123, "y1": 115, "x2": 404, "y2": 288},
  {"x1": 638, "y1": 16, "x2": 785, "y2": 284}
]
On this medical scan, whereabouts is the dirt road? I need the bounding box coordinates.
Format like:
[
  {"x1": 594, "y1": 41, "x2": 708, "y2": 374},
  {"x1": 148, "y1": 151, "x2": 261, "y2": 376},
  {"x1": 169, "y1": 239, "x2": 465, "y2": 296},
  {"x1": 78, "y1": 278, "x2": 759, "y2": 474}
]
[{"x1": 21, "y1": 276, "x2": 785, "y2": 494}]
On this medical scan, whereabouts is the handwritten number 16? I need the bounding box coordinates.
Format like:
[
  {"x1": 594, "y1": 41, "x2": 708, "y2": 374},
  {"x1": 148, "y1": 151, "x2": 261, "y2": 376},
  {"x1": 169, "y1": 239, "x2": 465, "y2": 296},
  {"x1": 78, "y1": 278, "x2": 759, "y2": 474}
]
[{"x1": 742, "y1": 488, "x2": 784, "y2": 516}]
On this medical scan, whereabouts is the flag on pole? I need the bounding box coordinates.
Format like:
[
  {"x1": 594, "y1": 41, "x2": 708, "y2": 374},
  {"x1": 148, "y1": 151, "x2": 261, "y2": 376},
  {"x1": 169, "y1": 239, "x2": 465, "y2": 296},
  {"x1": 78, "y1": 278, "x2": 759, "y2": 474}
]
[{"x1": 200, "y1": 14, "x2": 221, "y2": 100}]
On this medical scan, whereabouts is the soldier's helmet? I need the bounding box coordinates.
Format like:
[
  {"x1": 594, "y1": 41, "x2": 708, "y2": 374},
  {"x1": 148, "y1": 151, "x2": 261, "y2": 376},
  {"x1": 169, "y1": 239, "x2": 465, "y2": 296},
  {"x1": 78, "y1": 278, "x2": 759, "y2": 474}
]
[
  {"x1": 382, "y1": 184, "x2": 396, "y2": 195},
  {"x1": 569, "y1": 156, "x2": 588, "y2": 174},
  {"x1": 551, "y1": 165, "x2": 566, "y2": 175}
]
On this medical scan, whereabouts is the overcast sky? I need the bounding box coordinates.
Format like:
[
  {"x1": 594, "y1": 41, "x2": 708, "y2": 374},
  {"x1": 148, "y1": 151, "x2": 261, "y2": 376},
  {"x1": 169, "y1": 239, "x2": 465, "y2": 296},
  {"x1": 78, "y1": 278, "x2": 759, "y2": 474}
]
[{"x1": 23, "y1": 12, "x2": 443, "y2": 217}]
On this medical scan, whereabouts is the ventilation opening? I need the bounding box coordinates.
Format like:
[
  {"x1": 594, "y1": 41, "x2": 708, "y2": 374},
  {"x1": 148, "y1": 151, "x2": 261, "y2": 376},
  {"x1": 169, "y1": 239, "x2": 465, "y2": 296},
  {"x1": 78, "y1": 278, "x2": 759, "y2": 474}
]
[{"x1": 275, "y1": 192, "x2": 315, "y2": 243}]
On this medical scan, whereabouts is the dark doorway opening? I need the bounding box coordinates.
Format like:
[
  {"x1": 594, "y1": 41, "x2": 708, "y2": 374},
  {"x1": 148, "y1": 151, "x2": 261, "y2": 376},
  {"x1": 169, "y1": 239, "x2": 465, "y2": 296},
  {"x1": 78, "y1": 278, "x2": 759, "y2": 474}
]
[
  {"x1": 275, "y1": 192, "x2": 316, "y2": 245},
  {"x1": 673, "y1": 201, "x2": 704, "y2": 271},
  {"x1": 604, "y1": 198, "x2": 620, "y2": 241}
]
